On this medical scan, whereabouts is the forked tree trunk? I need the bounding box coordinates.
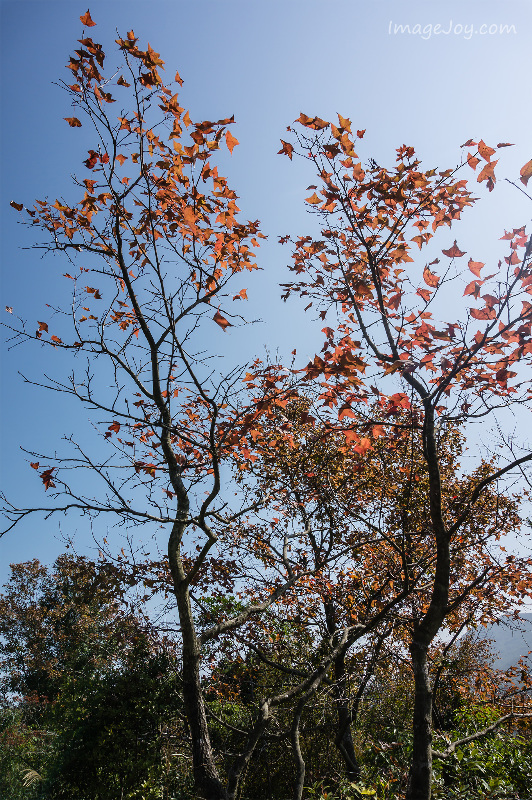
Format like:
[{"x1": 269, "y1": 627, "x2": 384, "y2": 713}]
[{"x1": 406, "y1": 641, "x2": 433, "y2": 800}]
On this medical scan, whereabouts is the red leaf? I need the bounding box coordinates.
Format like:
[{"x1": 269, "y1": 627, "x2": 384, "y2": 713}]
[
  {"x1": 30, "y1": 462, "x2": 40, "y2": 470},
  {"x1": 10, "y1": 201, "x2": 23, "y2": 211},
  {"x1": 84, "y1": 150, "x2": 98, "y2": 169},
  {"x1": 497, "y1": 142, "x2": 515, "y2": 148},
  {"x1": 442, "y1": 240, "x2": 466, "y2": 258},
  {"x1": 40, "y1": 468, "x2": 56, "y2": 490},
  {"x1": 37, "y1": 321, "x2": 49, "y2": 332},
  {"x1": 80, "y1": 9, "x2": 96, "y2": 26},
  {"x1": 353, "y1": 437, "x2": 372, "y2": 455},
  {"x1": 64, "y1": 117, "x2": 82, "y2": 127},
  {"x1": 213, "y1": 310, "x2": 232, "y2": 330}
]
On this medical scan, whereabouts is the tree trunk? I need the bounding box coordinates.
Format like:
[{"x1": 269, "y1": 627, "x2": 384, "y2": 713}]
[
  {"x1": 324, "y1": 601, "x2": 361, "y2": 781},
  {"x1": 175, "y1": 584, "x2": 227, "y2": 800},
  {"x1": 333, "y1": 651, "x2": 361, "y2": 781},
  {"x1": 406, "y1": 641, "x2": 433, "y2": 800}
]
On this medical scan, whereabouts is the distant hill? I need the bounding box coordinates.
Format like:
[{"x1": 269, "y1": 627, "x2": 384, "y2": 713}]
[{"x1": 480, "y1": 613, "x2": 532, "y2": 671}]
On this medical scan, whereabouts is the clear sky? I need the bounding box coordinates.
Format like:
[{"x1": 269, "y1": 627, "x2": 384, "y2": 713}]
[{"x1": 1, "y1": 0, "x2": 532, "y2": 585}]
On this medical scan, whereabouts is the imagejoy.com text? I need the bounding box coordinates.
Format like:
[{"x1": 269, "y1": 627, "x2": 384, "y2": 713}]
[{"x1": 388, "y1": 21, "x2": 517, "y2": 40}]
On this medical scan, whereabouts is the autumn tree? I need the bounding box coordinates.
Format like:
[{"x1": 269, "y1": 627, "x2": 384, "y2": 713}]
[
  {"x1": 237, "y1": 395, "x2": 532, "y2": 791},
  {"x1": 277, "y1": 116, "x2": 532, "y2": 799},
  {"x1": 0, "y1": 14, "x2": 414, "y2": 800},
  {"x1": 0, "y1": 14, "x2": 312, "y2": 800},
  {"x1": 4, "y1": 11, "x2": 532, "y2": 800}
]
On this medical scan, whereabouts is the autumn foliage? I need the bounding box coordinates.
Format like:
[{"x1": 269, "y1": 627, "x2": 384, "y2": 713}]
[{"x1": 3, "y1": 10, "x2": 532, "y2": 800}]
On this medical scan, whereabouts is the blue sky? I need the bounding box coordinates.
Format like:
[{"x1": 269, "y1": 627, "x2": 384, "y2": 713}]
[{"x1": 1, "y1": 0, "x2": 532, "y2": 585}]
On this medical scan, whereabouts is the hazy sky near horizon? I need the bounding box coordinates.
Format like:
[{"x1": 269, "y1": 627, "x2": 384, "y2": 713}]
[{"x1": 1, "y1": 0, "x2": 532, "y2": 586}]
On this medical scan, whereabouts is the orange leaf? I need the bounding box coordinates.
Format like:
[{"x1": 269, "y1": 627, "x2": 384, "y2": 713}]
[
  {"x1": 225, "y1": 131, "x2": 239, "y2": 154},
  {"x1": 213, "y1": 310, "x2": 232, "y2": 330},
  {"x1": 80, "y1": 9, "x2": 96, "y2": 26},
  {"x1": 10, "y1": 200, "x2": 23, "y2": 211},
  {"x1": 353, "y1": 437, "x2": 372, "y2": 455},
  {"x1": 477, "y1": 139, "x2": 496, "y2": 161},
  {"x1": 466, "y1": 153, "x2": 480, "y2": 170},
  {"x1": 477, "y1": 159, "x2": 498, "y2": 188},
  {"x1": 442, "y1": 240, "x2": 466, "y2": 258},
  {"x1": 468, "y1": 258, "x2": 484, "y2": 278},
  {"x1": 352, "y1": 163, "x2": 365, "y2": 181},
  {"x1": 305, "y1": 193, "x2": 321, "y2": 205},
  {"x1": 278, "y1": 140, "x2": 294, "y2": 160},
  {"x1": 463, "y1": 280, "x2": 482, "y2": 298},
  {"x1": 337, "y1": 113, "x2": 351, "y2": 132},
  {"x1": 423, "y1": 265, "x2": 440, "y2": 288},
  {"x1": 65, "y1": 117, "x2": 82, "y2": 127},
  {"x1": 520, "y1": 159, "x2": 532, "y2": 187},
  {"x1": 296, "y1": 113, "x2": 329, "y2": 130},
  {"x1": 30, "y1": 462, "x2": 40, "y2": 470},
  {"x1": 470, "y1": 307, "x2": 496, "y2": 320},
  {"x1": 37, "y1": 321, "x2": 49, "y2": 332},
  {"x1": 174, "y1": 70, "x2": 184, "y2": 86}
]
